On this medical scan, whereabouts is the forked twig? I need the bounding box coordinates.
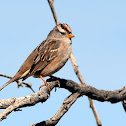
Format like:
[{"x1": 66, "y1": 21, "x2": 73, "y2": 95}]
[{"x1": 0, "y1": 73, "x2": 35, "y2": 93}]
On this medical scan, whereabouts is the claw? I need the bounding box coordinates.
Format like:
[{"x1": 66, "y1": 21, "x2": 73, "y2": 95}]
[
  {"x1": 39, "y1": 82, "x2": 51, "y2": 91},
  {"x1": 39, "y1": 75, "x2": 51, "y2": 91},
  {"x1": 39, "y1": 85, "x2": 44, "y2": 90}
]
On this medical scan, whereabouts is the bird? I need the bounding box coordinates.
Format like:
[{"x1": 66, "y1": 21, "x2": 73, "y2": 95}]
[{"x1": 0, "y1": 23, "x2": 74, "y2": 91}]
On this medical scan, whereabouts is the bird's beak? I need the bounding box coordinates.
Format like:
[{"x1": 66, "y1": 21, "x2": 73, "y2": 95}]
[{"x1": 67, "y1": 33, "x2": 74, "y2": 38}]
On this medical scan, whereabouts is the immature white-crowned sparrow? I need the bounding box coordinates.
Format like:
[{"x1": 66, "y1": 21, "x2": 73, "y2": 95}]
[{"x1": 0, "y1": 24, "x2": 74, "y2": 91}]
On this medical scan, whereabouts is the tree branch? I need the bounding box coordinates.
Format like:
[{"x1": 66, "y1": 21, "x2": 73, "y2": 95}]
[
  {"x1": 0, "y1": 77, "x2": 126, "y2": 123},
  {"x1": 70, "y1": 53, "x2": 102, "y2": 126},
  {"x1": 30, "y1": 93, "x2": 80, "y2": 126},
  {"x1": 48, "y1": 0, "x2": 60, "y2": 25}
]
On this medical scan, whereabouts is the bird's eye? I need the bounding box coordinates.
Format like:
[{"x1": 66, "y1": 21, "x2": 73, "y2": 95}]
[{"x1": 60, "y1": 32, "x2": 66, "y2": 35}]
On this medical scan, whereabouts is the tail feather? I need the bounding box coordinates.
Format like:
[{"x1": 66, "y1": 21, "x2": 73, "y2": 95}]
[{"x1": 0, "y1": 73, "x2": 21, "y2": 91}]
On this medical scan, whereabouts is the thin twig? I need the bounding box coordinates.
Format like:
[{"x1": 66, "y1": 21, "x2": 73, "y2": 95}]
[
  {"x1": 70, "y1": 52, "x2": 86, "y2": 84},
  {"x1": 0, "y1": 73, "x2": 35, "y2": 93},
  {"x1": 89, "y1": 98, "x2": 102, "y2": 126},
  {"x1": 48, "y1": 0, "x2": 60, "y2": 25},
  {"x1": 70, "y1": 53, "x2": 102, "y2": 126}
]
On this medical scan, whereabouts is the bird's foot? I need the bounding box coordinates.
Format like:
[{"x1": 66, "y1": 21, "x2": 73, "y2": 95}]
[{"x1": 39, "y1": 82, "x2": 51, "y2": 91}]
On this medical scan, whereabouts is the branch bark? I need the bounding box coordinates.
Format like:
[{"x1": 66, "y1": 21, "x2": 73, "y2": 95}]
[
  {"x1": 0, "y1": 77, "x2": 126, "y2": 123},
  {"x1": 31, "y1": 93, "x2": 80, "y2": 126},
  {"x1": 48, "y1": 0, "x2": 60, "y2": 25},
  {"x1": 70, "y1": 53, "x2": 102, "y2": 126}
]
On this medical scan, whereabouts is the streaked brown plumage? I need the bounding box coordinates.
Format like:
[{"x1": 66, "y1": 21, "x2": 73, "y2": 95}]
[{"x1": 0, "y1": 24, "x2": 74, "y2": 91}]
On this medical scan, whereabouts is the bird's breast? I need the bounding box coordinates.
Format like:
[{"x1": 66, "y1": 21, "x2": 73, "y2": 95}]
[{"x1": 39, "y1": 42, "x2": 72, "y2": 77}]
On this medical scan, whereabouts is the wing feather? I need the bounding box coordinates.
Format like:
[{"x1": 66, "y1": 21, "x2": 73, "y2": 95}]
[{"x1": 22, "y1": 39, "x2": 61, "y2": 79}]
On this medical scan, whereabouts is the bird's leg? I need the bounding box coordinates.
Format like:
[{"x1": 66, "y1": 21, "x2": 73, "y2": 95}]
[
  {"x1": 39, "y1": 75, "x2": 51, "y2": 91},
  {"x1": 40, "y1": 75, "x2": 47, "y2": 84}
]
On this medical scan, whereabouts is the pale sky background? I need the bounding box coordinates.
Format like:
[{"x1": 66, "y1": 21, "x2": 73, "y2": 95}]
[{"x1": 0, "y1": 0, "x2": 126, "y2": 126}]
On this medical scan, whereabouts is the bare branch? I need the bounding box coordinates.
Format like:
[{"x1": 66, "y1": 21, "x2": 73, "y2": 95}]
[
  {"x1": 89, "y1": 98, "x2": 102, "y2": 126},
  {"x1": 0, "y1": 77, "x2": 126, "y2": 122},
  {"x1": 70, "y1": 53, "x2": 86, "y2": 84},
  {"x1": 70, "y1": 53, "x2": 102, "y2": 126},
  {"x1": 48, "y1": 0, "x2": 60, "y2": 25},
  {"x1": 0, "y1": 84, "x2": 52, "y2": 121},
  {"x1": 0, "y1": 73, "x2": 35, "y2": 93},
  {"x1": 31, "y1": 93, "x2": 80, "y2": 126}
]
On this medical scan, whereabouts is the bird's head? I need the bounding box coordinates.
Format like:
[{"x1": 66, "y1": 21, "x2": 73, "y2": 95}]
[{"x1": 48, "y1": 23, "x2": 74, "y2": 39}]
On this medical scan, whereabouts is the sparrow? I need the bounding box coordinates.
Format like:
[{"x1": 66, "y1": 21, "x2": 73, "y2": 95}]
[{"x1": 0, "y1": 23, "x2": 74, "y2": 91}]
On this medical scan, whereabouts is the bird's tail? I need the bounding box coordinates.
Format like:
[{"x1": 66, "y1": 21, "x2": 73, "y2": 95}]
[{"x1": 0, "y1": 73, "x2": 21, "y2": 91}]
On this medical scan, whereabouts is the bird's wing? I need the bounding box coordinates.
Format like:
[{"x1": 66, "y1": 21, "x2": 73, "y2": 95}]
[
  {"x1": 22, "y1": 39, "x2": 61, "y2": 79},
  {"x1": 17, "y1": 40, "x2": 47, "y2": 76},
  {"x1": 0, "y1": 40, "x2": 47, "y2": 91},
  {"x1": 0, "y1": 39, "x2": 61, "y2": 91}
]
